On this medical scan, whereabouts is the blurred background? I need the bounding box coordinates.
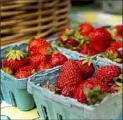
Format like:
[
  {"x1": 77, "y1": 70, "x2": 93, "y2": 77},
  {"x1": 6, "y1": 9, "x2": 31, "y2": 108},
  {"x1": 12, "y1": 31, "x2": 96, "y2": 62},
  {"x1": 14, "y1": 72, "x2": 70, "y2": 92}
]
[
  {"x1": 1, "y1": 0, "x2": 122, "y2": 46},
  {"x1": 70, "y1": 0, "x2": 122, "y2": 27}
]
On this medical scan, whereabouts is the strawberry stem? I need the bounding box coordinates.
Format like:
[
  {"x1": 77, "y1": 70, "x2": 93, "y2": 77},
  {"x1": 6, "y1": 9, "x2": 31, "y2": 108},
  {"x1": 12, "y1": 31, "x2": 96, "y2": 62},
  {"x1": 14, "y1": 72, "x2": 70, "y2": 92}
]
[{"x1": 83, "y1": 86, "x2": 106, "y2": 105}]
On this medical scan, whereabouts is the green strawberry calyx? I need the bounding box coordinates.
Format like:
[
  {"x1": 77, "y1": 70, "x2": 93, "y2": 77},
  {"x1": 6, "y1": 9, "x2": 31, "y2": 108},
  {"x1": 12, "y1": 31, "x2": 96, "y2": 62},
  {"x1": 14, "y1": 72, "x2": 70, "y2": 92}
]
[
  {"x1": 80, "y1": 56, "x2": 93, "y2": 66},
  {"x1": 46, "y1": 47, "x2": 54, "y2": 56},
  {"x1": 61, "y1": 29, "x2": 75, "y2": 41},
  {"x1": 5, "y1": 49, "x2": 26, "y2": 61},
  {"x1": 103, "y1": 51, "x2": 121, "y2": 63},
  {"x1": 83, "y1": 86, "x2": 106, "y2": 105},
  {"x1": 107, "y1": 28, "x2": 117, "y2": 40},
  {"x1": 73, "y1": 30, "x2": 89, "y2": 43},
  {"x1": 2, "y1": 67, "x2": 13, "y2": 75}
]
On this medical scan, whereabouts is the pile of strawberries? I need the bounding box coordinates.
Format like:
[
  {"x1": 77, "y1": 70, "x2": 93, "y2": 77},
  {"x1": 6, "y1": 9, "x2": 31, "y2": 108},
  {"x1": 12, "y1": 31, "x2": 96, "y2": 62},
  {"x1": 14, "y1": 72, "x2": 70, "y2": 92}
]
[
  {"x1": 43, "y1": 58, "x2": 122, "y2": 105},
  {"x1": 56, "y1": 23, "x2": 122, "y2": 57},
  {"x1": 2, "y1": 39, "x2": 68, "y2": 79}
]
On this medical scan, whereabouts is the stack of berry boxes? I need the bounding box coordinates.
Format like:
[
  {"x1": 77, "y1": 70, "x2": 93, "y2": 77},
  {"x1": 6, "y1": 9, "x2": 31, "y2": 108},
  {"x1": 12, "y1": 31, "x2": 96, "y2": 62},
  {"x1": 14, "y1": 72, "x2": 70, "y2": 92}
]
[{"x1": 1, "y1": 23, "x2": 122, "y2": 119}]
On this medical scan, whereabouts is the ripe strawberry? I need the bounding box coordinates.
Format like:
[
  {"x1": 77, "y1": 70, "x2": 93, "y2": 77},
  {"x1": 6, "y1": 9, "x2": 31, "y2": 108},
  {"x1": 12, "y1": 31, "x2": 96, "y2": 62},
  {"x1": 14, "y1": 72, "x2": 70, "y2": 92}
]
[
  {"x1": 59, "y1": 28, "x2": 74, "y2": 45},
  {"x1": 80, "y1": 22, "x2": 94, "y2": 36},
  {"x1": 59, "y1": 28, "x2": 79, "y2": 47},
  {"x1": 80, "y1": 44, "x2": 98, "y2": 56},
  {"x1": 74, "y1": 77, "x2": 106, "y2": 104},
  {"x1": 61, "y1": 84, "x2": 77, "y2": 97},
  {"x1": 57, "y1": 60, "x2": 83, "y2": 89},
  {"x1": 115, "y1": 25, "x2": 123, "y2": 36},
  {"x1": 37, "y1": 63, "x2": 52, "y2": 72},
  {"x1": 49, "y1": 52, "x2": 67, "y2": 67},
  {"x1": 2, "y1": 67, "x2": 13, "y2": 75},
  {"x1": 66, "y1": 39, "x2": 79, "y2": 47},
  {"x1": 3, "y1": 49, "x2": 28, "y2": 71},
  {"x1": 110, "y1": 41, "x2": 122, "y2": 50},
  {"x1": 89, "y1": 27, "x2": 112, "y2": 52},
  {"x1": 96, "y1": 66, "x2": 120, "y2": 83},
  {"x1": 15, "y1": 66, "x2": 35, "y2": 79},
  {"x1": 28, "y1": 38, "x2": 51, "y2": 56},
  {"x1": 104, "y1": 47, "x2": 122, "y2": 63},
  {"x1": 76, "y1": 57, "x2": 95, "y2": 79},
  {"x1": 29, "y1": 54, "x2": 48, "y2": 68}
]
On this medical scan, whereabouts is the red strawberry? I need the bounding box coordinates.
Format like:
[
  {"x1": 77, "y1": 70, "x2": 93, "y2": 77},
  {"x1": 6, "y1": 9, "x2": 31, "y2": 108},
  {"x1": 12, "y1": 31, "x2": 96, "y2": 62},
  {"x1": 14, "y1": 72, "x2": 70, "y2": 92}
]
[
  {"x1": 15, "y1": 66, "x2": 35, "y2": 79},
  {"x1": 96, "y1": 66, "x2": 120, "y2": 83},
  {"x1": 105, "y1": 47, "x2": 117, "y2": 52},
  {"x1": 80, "y1": 22, "x2": 94, "y2": 36},
  {"x1": 49, "y1": 52, "x2": 67, "y2": 67},
  {"x1": 66, "y1": 39, "x2": 79, "y2": 47},
  {"x1": 37, "y1": 63, "x2": 52, "y2": 72},
  {"x1": 57, "y1": 60, "x2": 83, "y2": 89},
  {"x1": 115, "y1": 25, "x2": 123, "y2": 36},
  {"x1": 76, "y1": 57, "x2": 95, "y2": 79},
  {"x1": 104, "y1": 47, "x2": 122, "y2": 63},
  {"x1": 2, "y1": 67, "x2": 13, "y2": 75},
  {"x1": 74, "y1": 77, "x2": 106, "y2": 104},
  {"x1": 61, "y1": 84, "x2": 77, "y2": 97},
  {"x1": 3, "y1": 49, "x2": 28, "y2": 71},
  {"x1": 28, "y1": 38, "x2": 51, "y2": 56},
  {"x1": 80, "y1": 44, "x2": 98, "y2": 56},
  {"x1": 59, "y1": 28, "x2": 74, "y2": 45},
  {"x1": 29, "y1": 55, "x2": 48, "y2": 68},
  {"x1": 110, "y1": 41, "x2": 122, "y2": 50},
  {"x1": 89, "y1": 27, "x2": 112, "y2": 52}
]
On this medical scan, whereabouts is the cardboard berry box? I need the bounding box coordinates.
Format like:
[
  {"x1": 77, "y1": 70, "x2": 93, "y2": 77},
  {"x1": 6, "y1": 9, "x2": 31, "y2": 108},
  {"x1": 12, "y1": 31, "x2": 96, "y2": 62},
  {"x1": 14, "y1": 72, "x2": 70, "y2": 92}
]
[
  {"x1": 28, "y1": 67, "x2": 122, "y2": 120},
  {"x1": 0, "y1": 42, "x2": 61, "y2": 111},
  {"x1": 0, "y1": 39, "x2": 81, "y2": 111}
]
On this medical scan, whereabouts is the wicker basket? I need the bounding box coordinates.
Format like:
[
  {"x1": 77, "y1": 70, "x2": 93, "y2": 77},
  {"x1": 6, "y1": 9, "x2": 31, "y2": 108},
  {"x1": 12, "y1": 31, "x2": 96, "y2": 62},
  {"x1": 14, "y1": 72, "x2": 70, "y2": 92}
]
[{"x1": 1, "y1": 0, "x2": 71, "y2": 46}]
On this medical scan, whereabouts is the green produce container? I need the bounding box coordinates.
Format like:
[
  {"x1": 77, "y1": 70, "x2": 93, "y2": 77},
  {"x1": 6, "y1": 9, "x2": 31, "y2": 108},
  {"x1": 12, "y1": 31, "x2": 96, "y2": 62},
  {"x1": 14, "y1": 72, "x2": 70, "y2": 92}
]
[
  {"x1": 1, "y1": 43, "x2": 35, "y2": 111},
  {"x1": 29, "y1": 67, "x2": 122, "y2": 120}
]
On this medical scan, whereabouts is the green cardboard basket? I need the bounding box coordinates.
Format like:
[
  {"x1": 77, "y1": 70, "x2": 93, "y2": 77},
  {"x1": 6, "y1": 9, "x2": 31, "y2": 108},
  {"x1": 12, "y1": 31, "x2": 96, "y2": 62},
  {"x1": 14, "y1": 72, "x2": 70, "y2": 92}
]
[
  {"x1": 29, "y1": 67, "x2": 122, "y2": 120},
  {"x1": 1, "y1": 43, "x2": 35, "y2": 111}
]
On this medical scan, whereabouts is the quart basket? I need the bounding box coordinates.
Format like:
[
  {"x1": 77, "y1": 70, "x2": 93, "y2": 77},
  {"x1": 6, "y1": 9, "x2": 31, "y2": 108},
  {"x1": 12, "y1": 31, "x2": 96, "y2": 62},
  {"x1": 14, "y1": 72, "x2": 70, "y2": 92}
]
[
  {"x1": 28, "y1": 68, "x2": 122, "y2": 120},
  {"x1": 0, "y1": 42, "x2": 60, "y2": 111},
  {"x1": 1, "y1": 0, "x2": 71, "y2": 46}
]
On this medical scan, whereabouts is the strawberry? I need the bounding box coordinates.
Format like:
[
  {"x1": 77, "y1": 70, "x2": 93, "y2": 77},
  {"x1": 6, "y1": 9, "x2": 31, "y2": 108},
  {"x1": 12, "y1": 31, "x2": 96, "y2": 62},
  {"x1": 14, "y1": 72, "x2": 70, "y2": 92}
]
[
  {"x1": 29, "y1": 54, "x2": 48, "y2": 68},
  {"x1": 59, "y1": 28, "x2": 79, "y2": 47},
  {"x1": 3, "y1": 49, "x2": 28, "y2": 71},
  {"x1": 104, "y1": 48, "x2": 122, "y2": 63},
  {"x1": 66, "y1": 39, "x2": 79, "y2": 47},
  {"x1": 80, "y1": 44, "x2": 98, "y2": 56},
  {"x1": 88, "y1": 27, "x2": 112, "y2": 52},
  {"x1": 37, "y1": 63, "x2": 52, "y2": 72},
  {"x1": 110, "y1": 41, "x2": 122, "y2": 50},
  {"x1": 28, "y1": 38, "x2": 51, "y2": 56},
  {"x1": 80, "y1": 22, "x2": 94, "y2": 36},
  {"x1": 49, "y1": 52, "x2": 67, "y2": 67},
  {"x1": 61, "y1": 84, "x2": 77, "y2": 97},
  {"x1": 115, "y1": 25, "x2": 123, "y2": 37},
  {"x1": 76, "y1": 57, "x2": 95, "y2": 79},
  {"x1": 2, "y1": 67, "x2": 13, "y2": 75},
  {"x1": 15, "y1": 66, "x2": 35, "y2": 79},
  {"x1": 74, "y1": 77, "x2": 106, "y2": 104},
  {"x1": 57, "y1": 60, "x2": 83, "y2": 89},
  {"x1": 96, "y1": 66, "x2": 120, "y2": 83},
  {"x1": 59, "y1": 28, "x2": 74, "y2": 44}
]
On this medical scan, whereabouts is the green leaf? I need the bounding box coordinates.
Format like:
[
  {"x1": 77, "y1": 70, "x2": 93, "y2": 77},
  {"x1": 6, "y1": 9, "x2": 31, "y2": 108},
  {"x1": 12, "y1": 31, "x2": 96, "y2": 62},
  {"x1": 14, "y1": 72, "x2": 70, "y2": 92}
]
[{"x1": 62, "y1": 35, "x2": 68, "y2": 41}]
